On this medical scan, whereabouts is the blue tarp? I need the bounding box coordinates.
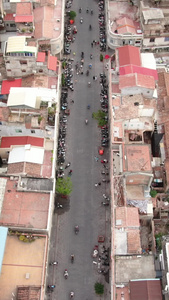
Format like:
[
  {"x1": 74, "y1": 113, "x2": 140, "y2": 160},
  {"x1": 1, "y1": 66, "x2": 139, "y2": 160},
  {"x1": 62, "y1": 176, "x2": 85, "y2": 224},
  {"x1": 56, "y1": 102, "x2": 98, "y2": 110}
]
[{"x1": 0, "y1": 227, "x2": 8, "y2": 274}]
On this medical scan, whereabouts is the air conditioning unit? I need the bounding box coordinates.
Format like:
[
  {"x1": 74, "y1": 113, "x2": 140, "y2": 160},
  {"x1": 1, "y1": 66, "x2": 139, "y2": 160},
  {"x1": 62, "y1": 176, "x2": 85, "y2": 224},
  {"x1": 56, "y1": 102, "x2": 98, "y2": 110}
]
[
  {"x1": 57, "y1": 19, "x2": 60, "y2": 22},
  {"x1": 51, "y1": 85, "x2": 56, "y2": 89}
]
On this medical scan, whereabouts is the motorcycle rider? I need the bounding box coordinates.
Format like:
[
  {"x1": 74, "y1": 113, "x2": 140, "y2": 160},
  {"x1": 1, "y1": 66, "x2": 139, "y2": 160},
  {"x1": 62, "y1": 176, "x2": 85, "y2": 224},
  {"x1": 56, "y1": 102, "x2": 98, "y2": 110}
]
[
  {"x1": 64, "y1": 269, "x2": 69, "y2": 278},
  {"x1": 71, "y1": 254, "x2": 74, "y2": 262}
]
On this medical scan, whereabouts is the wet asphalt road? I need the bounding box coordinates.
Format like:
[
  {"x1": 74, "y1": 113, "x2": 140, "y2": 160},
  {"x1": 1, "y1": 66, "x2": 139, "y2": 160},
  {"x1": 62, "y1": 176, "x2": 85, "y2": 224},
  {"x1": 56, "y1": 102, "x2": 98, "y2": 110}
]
[{"x1": 46, "y1": 0, "x2": 111, "y2": 299}]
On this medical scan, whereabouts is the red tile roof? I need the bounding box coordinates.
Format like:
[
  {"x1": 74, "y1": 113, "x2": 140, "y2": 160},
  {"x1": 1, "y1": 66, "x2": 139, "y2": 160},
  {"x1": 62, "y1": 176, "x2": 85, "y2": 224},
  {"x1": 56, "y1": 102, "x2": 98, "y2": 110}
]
[
  {"x1": 125, "y1": 144, "x2": 152, "y2": 172},
  {"x1": 1, "y1": 79, "x2": 22, "y2": 95},
  {"x1": 116, "y1": 17, "x2": 137, "y2": 34},
  {"x1": 118, "y1": 45, "x2": 141, "y2": 67},
  {"x1": 4, "y1": 13, "x2": 15, "y2": 21},
  {"x1": 0, "y1": 136, "x2": 44, "y2": 148},
  {"x1": 116, "y1": 207, "x2": 140, "y2": 227},
  {"x1": 120, "y1": 64, "x2": 158, "y2": 81},
  {"x1": 15, "y1": 15, "x2": 33, "y2": 23},
  {"x1": 130, "y1": 279, "x2": 162, "y2": 300},
  {"x1": 48, "y1": 55, "x2": 57, "y2": 71},
  {"x1": 37, "y1": 52, "x2": 46, "y2": 62},
  {"x1": 16, "y1": 2, "x2": 32, "y2": 15},
  {"x1": 119, "y1": 73, "x2": 155, "y2": 90}
]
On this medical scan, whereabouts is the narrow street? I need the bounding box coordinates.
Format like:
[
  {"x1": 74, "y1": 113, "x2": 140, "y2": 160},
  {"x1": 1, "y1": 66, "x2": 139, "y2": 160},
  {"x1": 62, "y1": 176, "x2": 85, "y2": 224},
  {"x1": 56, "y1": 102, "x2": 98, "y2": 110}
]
[{"x1": 46, "y1": 0, "x2": 111, "y2": 299}]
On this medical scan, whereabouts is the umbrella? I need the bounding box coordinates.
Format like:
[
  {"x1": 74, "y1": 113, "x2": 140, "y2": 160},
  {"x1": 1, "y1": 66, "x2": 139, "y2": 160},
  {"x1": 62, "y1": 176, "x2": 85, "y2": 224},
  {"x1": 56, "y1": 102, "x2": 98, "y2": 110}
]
[
  {"x1": 70, "y1": 19, "x2": 74, "y2": 24},
  {"x1": 99, "y1": 149, "x2": 104, "y2": 155},
  {"x1": 105, "y1": 54, "x2": 110, "y2": 59}
]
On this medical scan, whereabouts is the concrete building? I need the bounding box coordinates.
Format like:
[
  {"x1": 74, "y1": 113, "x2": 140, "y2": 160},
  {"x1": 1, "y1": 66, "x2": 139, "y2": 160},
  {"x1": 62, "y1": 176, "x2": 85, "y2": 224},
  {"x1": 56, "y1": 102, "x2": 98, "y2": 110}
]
[
  {"x1": 140, "y1": 0, "x2": 169, "y2": 52},
  {"x1": 106, "y1": 2, "x2": 143, "y2": 49}
]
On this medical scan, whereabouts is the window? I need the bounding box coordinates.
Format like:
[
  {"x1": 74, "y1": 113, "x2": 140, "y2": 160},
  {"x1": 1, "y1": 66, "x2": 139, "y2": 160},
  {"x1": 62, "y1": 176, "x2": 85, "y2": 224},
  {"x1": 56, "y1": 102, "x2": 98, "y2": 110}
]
[
  {"x1": 39, "y1": 69, "x2": 43, "y2": 73},
  {"x1": 10, "y1": 24, "x2": 16, "y2": 28},
  {"x1": 7, "y1": 69, "x2": 11, "y2": 71},
  {"x1": 150, "y1": 38, "x2": 155, "y2": 42},
  {"x1": 31, "y1": 130, "x2": 35, "y2": 133},
  {"x1": 21, "y1": 70, "x2": 26, "y2": 72},
  {"x1": 15, "y1": 129, "x2": 22, "y2": 133},
  {"x1": 165, "y1": 37, "x2": 169, "y2": 42}
]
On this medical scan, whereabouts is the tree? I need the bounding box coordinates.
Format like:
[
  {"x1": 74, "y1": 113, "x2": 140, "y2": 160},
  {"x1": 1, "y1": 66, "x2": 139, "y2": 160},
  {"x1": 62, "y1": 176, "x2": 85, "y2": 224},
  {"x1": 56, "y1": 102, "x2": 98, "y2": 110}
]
[
  {"x1": 55, "y1": 177, "x2": 73, "y2": 196},
  {"x1": 94, "y1": 282, "x2": 104, "y2": 295},
  {"x1": 69, "y1": 11, "x2": 76, "y2": 20},
  {"x1": 92, "y1": 110, "x2": 108, "y2": 127}
]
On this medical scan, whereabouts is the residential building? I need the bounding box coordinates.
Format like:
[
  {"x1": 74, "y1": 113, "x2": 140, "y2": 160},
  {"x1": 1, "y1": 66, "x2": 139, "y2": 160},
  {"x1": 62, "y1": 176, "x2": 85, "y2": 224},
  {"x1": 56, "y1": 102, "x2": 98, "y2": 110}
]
[
  {"x1": 4, "y1": 36, "x2": 38, "y2": 77},
  {"x1": 106, "y1": 1, "x2": 143, "y2": 49},
  {"x1": 140, "y1": 0, "x2": 169, "y2": 52}
]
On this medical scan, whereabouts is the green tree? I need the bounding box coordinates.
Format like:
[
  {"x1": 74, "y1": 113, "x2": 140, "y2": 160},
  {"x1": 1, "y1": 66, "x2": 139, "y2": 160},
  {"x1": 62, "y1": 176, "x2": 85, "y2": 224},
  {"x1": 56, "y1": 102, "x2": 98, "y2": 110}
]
[
  {"x1": 69, "y1": 11, "x2": 76, "y2": 20},
  {"x1": 56, "y1": 177, "x2": 72, "y2": 196},
  {"x1": 94, "y1": 282, "x2": 104, "y2": 295},
  {"x1": 150, "y1": 189, "x2": 157, "y2": 198},
  {"x1": 92, "y1": 110, "x2": 108, "y2": 127}
]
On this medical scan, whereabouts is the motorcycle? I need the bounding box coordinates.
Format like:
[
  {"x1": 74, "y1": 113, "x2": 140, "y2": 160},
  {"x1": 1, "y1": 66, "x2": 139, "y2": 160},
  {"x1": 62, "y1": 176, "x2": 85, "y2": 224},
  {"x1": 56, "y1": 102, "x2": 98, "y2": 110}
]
[
  {"x1": 87, "y1": 105, "x2": 90, "y2": 109},
  {"x1": 88, "y1": 82, "x2": 91, "y2": 87},
  {"x1": 81, "y1": 51, "x2": 84, "y2": 59},
  {"x1": 50, "y1": 261, "x2": 58, "y2": 265},
  {"x1": 65, "y1": 162, "x2": 71, "y2": 169},
  {"x1": 74, "y1": 225, "x2": 79, "y2": 234},
  {"x1": 86, "y1": 70, "x2": 89, "y2": 76},
  {"x1": 85, "y1": 119, "x2": 88, "y2": 124},
  {"x1": 89, "y1": 24, "x2": 92, "y2": 30},
  {"x1": 64, "y1": 269, "x2": 69, "y2": 279},
  {"x1": 48, "y1": 285, "x2": 55, "y2": 289},
  {"x1": 79, "y1": 7, "x2": 82, "y2": 13},
  {"x1": 71, "y1": 254, "x2": 74, "y2": 263},
  {"x1": 80, "y1": 17, "x2": 83, "y2": 23},
  {"x1": 91, "y1": 9, "x2": 93, "y2": 15},
  {"x1": 90, "y1": 54, "x2": 93, "y2": 59},
  {"x1": 70, "y1": 291, "x2": 75, "y2": 298},
  {"x1": 101, "y1": 202, "x2": 109, "y2": 206}
]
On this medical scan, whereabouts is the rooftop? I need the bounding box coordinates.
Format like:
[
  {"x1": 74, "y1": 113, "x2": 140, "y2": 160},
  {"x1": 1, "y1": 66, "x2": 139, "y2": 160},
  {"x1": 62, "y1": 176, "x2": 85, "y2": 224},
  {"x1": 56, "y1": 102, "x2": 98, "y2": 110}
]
[
  {"x1": 118, "y1": 45, "x2": 141, "y2": 67},
  {"x1": 34, "y1": 5, "x2": 62, "y2": 40},
  {"x1": 130, "y1": 279, "x2": 162, "y2": 300},
  {"x1": 0, "y1": 136, "x2": 44, "y2": 148},
  {"x1": 116, "y1": 17, "x2": 137, "y2": 34},
  {"x1": 1, "y1": 79, "x2": 22, "y2": 95},
  {"x1": 119, "y1": 73, "x2": 155, "y2": 90},
  {"x1": 119, "y1": 65, "x2": 158, "y2": 81},
  {"x1": 16, "y1": 2, "x2": 32, "y2": 15},
  {"x1": 7, "y1": 149, "x2": 53, "y2": 177},
  {"x1": 142, "y1": 9, "x2": 164, "y2": 20},
  {"x1": 116, "y1": 207, "x2": 140, "y2": 228},
  {"x1": 115, "y1": 255, "x2": 156, "y2": 283},
  {"x1": 124, "y1": 144, "x2": 152, "y2": 172},
  {"x1": 0, "y1": 235, "x2": 47, "y2": 300},
  {"x1": 0, "y1": 178, "x2": 50, "y2": 229},
  {"x1": 6, "y1": 36, "x2": 37, "y2": 54}
]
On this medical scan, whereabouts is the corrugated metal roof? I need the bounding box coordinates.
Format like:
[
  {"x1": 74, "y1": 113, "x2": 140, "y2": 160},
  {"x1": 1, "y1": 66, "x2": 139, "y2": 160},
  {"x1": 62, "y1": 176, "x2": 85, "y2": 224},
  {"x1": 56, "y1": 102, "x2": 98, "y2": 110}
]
[
  {"x1": 0, "y1": 136, "x2": 44, "y2": 148},
  {"x1": 0, "y1": 226, "x2": 8, "y2": 274},
  {"x1": 6, "y1": 36, "x2": 37, "y2": 54},
  {"x1": 130, "y1": 279, "x2": 162, "y2": 300},
  {"x1": 1, "y1": 79, "x2": 22, "y2": 95},
  {"x1": 8, "y1": 145, "x2": 44, "y2": 164}
]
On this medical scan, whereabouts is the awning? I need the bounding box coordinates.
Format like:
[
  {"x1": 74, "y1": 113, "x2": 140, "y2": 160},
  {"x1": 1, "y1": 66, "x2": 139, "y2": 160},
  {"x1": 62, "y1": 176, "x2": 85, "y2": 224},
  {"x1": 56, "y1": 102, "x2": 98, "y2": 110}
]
[
  {"x1": 15, "y1": 15, "x2": 33, "y2": 23},
  {"x1": 99, "y1": 149, "x2": 104, "y2": 155}
]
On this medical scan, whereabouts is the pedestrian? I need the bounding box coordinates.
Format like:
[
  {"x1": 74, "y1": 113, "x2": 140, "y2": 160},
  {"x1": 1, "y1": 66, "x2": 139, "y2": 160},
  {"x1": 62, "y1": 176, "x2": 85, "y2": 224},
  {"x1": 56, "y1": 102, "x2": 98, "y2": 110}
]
[
  {"x1": 91, "y1": 42, "x2": 93, "y2": 47},
  {"x1": 95, "y1": 156, "x2": 99, "y2": 162}
]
